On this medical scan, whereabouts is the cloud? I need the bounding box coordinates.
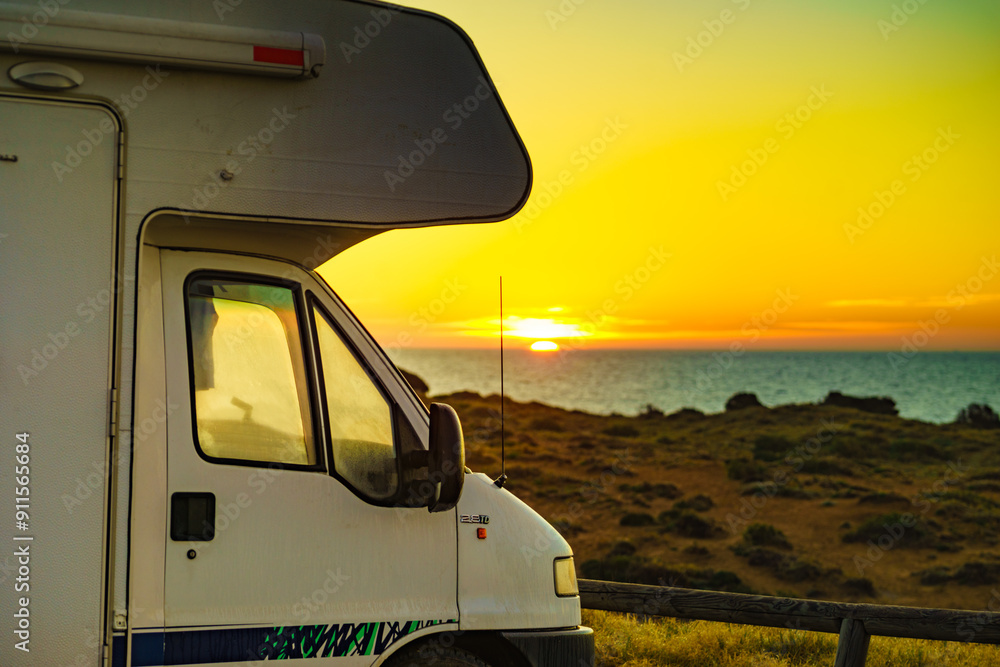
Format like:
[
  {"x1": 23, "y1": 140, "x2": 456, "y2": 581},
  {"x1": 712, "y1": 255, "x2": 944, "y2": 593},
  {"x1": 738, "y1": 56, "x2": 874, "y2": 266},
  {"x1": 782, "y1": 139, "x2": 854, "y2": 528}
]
[
  {"x1": 827, "y1": 294, "x2": 1000, "y2": 310},
  {"x1": 826, "y1": 299, "x2": 910, "y2": 308}
]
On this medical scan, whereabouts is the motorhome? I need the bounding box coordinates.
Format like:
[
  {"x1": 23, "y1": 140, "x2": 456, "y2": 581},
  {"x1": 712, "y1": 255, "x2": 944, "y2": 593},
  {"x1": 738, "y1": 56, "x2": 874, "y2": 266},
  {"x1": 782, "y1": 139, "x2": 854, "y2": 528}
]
[{"x1": 0, "y1": 1, "x2": 594, "y2": 665}]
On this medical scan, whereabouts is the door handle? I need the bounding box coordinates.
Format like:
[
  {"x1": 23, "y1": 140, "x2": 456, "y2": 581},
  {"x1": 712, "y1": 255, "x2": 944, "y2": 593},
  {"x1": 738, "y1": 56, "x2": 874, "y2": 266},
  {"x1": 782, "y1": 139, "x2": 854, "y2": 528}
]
[{"x1": 170, "y1": 492, "x2": 216, "y2": 541}]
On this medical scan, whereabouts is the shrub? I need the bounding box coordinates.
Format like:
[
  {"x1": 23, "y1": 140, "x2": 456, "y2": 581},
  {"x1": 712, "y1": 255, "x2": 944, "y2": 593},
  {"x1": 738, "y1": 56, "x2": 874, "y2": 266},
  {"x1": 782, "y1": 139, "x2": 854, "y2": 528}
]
[
  {"x1": 926, "y1": 490, "x2": 999, "y2": 509},
  {"x1": 968, "y1": 482, "x2": 1000, "y2": 494},
  {"x1": 683, "y1": 544, "x2": 711, "y2": 557},
  {"x1": 603, "y1": 424, "x2": 640, "y2": 437},
  {"x1": 933, "y1": 502, "x2": 968, "y2": 521},
  {"x1": 638, "y1": 403, "x2": 665, "y2": 419},
  {"x1": 955, "y1": 403, "x2": 1000, "y2": 429},
  {"x1": 953, "y1": 561, "x2": 1000, "y2": 585},
  {"x1": 734, "y1": 546, "x2": 821, "y2": 582},
  {"x1": 674, "y1": 494, "x2": 715, "y2": 512},
  {"x1": 740, "y1": 482, "x2": 813, "y2": 499},
  {"x1": 621, "y1": 482, "x2": 682, "y2": 499},
  {"x1": 653, "y1": 483, "x2": 683, "y2": 499},
  {"x1": 664, "y1": 511, "x2": 719, "y2": 539},
  {"x1": 799, "y1": 458, "x2": 854, "y2": 476},
  {"x1": 916, "y1": 567, "x2": 952, "y2": 585},
  {"x1": 752, "y1": 435, "x2": 793, "y2": 462},
  {"x1": 628, "y1": 562, "x2": 691, "y2": 588},
  {"x1": 822, "y1": 391, "x2": 898, "y2": 415},
  {"x1": 888, "y1": 439, "x2": 946, "y2": 462},
  {"x1": 781, "y1": 559, "x2": 822, "y2": 582},
  {"x1": 857, "y1": 492, "x2": 910, "y2": 505},
  {"x1": 726, "y1": 457, "x2": 766, "y2": 482},
  {"x1": 745, "y1": 547, "x2": 786, "y2": 569},
  {"x1": 842, "y1": 577, "x2": 877, "y2": 597},
  {"x1": 725, "y1": 392, "x2": 763, "y2": 411},
  {"x1": 666, "y1": 407, "x2": 705, "y2": 420},
  {"x1": 529, "y1": 417, "x2": 564, "y2": 432},
  {"x1": 620, "y1": 512, "x2": 655, "y2": 527},
  {"x1": 689, "y1": 569, "x2": 752, "y2": 593},
  {"x1": 842, "y1": 512, "x2": 934, "y2": 548},
  {"x1": 551, "y1": 519, "x2": 586, "y2": 537},
  {"x1": 580, "y1": 554, "x2": 689, "y2": 587},
  {"x1": 587, "y1": 560, "x2": 752, "y2": 593},
  {"x1": 607, "y1": 540, "x2": 637, "y2": 557},
  {"x1": 827, "y1": 435, "x2": 880, "y2": 459},
  {"x1": 743, "y1": 523, "x2": 792, "y2": 549}
]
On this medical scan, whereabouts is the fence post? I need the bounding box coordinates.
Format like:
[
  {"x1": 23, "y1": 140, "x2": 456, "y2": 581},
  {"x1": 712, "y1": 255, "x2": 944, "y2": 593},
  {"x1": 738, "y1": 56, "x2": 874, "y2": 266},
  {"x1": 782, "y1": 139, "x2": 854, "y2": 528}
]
[{"x1": 834, "y1": 618, "x2": 870, "y2": 667}]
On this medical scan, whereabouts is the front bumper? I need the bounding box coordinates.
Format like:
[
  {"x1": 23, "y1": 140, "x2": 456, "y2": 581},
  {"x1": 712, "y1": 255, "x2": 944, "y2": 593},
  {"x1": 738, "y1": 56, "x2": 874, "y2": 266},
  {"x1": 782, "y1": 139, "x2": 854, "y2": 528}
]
[{"x1": 502, "y1": 626, "x2": 594, "y2": 667}]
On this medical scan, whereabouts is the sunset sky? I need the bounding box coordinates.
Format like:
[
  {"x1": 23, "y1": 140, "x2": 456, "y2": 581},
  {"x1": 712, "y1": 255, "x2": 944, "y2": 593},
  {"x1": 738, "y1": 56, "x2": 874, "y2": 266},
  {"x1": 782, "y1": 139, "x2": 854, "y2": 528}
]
[{"x1": 321, "y1": 0, "x2": 1000, "y2": 351}]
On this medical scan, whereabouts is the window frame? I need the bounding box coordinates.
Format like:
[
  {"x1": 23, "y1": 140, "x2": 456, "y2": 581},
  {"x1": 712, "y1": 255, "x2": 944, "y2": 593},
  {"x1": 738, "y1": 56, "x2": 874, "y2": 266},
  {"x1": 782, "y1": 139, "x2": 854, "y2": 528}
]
[
  {"x1": 182, "y1": 270, "x2": 326, "y2": 473},
  {"x1": 307, "y1": 291, "x2": 404, "y2": 506}
]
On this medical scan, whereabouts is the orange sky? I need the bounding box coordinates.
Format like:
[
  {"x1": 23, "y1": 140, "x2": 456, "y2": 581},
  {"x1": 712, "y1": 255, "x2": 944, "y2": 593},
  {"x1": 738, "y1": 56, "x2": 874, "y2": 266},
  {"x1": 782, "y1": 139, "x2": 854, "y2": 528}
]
[{"x1": 321, "y1": 0, "x2": 1000, "y2": 351}]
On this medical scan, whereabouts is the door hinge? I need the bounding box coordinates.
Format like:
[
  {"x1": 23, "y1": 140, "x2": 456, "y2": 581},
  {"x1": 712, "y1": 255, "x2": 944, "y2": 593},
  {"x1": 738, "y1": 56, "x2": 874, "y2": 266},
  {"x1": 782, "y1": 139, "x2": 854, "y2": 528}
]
[
  {"x1": 108, "y1": 388, "x2": 118, "y2": 438},
  {"x1": 117, "y1": 132, "x2": 125, "y2": 181}
]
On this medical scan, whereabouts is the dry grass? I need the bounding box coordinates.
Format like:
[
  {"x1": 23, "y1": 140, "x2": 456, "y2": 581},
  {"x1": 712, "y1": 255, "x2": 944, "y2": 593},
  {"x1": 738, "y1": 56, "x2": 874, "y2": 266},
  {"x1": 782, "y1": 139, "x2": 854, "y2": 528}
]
[{"x1": 584, "y1": 609, "x2": 1000, "y2": 666}]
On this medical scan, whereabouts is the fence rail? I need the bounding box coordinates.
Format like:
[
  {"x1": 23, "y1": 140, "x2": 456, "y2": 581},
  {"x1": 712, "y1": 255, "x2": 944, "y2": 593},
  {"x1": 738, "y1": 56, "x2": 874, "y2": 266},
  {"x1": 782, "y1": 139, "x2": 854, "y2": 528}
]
[{"x1": 578, "y1": 579, "x2": 1000, "y2": 667}]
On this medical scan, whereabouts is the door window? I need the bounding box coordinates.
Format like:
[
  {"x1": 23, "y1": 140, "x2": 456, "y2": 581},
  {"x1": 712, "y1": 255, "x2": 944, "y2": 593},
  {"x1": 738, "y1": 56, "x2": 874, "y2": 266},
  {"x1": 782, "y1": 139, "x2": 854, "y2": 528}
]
[
  {"x1": 186, "y1": 277, "x2": 317, "y2": 467},
  {"x1": 312, "y1": 304, "x2": 398, "y2": 500}
]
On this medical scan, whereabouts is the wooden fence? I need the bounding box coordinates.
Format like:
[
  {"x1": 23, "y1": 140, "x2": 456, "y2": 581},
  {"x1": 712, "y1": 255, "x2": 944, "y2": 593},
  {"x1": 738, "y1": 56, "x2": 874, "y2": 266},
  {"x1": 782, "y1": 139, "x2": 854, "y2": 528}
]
[{"x1": 579, "y1": 579, "x2": 1000, "y2": 667}]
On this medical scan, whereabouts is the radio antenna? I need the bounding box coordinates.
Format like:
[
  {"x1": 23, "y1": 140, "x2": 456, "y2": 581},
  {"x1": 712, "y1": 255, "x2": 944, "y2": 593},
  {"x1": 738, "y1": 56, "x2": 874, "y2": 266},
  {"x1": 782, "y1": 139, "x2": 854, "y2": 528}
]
[{"x1": 494, "y1": 276, "x2": 508, "y2": 489}]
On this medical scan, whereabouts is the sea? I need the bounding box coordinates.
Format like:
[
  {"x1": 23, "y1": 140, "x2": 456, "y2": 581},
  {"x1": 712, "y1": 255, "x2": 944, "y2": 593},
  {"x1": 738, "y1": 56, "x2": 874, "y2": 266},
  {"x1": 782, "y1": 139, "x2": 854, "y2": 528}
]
[{"x1": 387, "y1": 349, "x2": 1000, "y2": 425}]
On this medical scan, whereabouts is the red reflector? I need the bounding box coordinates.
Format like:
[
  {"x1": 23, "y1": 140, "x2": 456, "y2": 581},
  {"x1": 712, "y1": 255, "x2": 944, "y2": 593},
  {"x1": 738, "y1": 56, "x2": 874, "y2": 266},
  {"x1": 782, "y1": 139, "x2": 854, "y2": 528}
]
[
  {"x1": 477, "y1": 528, "x2": 487, "y2": 540},
  {"x1": 253, "y1": 46, "x2": 304, "y2": 67}
]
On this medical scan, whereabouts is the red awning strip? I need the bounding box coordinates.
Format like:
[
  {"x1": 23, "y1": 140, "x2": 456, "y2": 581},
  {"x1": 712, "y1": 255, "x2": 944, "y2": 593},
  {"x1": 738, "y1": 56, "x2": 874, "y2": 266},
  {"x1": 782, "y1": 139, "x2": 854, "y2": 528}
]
[{"x1": 253, "y1": 45, "x2": 304, "y2": 67}]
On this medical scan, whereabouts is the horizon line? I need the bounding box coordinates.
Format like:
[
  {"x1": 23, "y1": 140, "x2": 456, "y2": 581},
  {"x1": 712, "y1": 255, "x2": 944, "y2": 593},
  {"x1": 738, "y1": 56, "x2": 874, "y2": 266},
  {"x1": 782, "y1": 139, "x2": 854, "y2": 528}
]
[{"x1": 386, "y1": 346, "x2": 1000, "y2": 353}]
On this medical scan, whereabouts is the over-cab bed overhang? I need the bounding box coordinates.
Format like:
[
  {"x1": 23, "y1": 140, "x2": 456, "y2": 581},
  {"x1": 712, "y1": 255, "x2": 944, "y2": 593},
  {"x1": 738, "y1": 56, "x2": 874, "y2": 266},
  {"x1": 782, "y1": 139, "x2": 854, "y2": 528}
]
[{"x1": 1, "y1": 0, "x2": 532, "y2": 242}]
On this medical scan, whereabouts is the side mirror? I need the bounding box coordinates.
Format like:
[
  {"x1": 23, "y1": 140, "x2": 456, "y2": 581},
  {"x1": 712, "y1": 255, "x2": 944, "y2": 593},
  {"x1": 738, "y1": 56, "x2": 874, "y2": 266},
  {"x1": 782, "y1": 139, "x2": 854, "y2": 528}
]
[{"x1": 427, "y1": 403, "x2": 465, "y2": 513}]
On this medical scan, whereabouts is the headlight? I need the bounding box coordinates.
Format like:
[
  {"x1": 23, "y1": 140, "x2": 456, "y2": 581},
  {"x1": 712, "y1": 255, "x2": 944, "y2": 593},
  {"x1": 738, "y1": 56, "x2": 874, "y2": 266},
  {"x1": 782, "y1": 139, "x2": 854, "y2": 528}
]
[{"x1": 553, "y1": 556, "x2": 578, "y2": 597}]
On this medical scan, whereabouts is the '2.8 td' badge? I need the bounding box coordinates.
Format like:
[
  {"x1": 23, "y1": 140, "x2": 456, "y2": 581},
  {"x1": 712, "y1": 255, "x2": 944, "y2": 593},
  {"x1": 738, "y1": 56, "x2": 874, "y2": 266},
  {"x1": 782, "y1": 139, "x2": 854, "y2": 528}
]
[{"x1": 460, "y1": 514, "x2": 489, "y2": 525}]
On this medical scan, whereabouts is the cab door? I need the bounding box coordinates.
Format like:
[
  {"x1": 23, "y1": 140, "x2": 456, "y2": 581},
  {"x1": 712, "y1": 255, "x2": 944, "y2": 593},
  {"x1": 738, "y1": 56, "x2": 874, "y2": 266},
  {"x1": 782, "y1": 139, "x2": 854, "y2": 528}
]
[{"x1": 158, "y1": 249, "x2": 457, "y2": 664}]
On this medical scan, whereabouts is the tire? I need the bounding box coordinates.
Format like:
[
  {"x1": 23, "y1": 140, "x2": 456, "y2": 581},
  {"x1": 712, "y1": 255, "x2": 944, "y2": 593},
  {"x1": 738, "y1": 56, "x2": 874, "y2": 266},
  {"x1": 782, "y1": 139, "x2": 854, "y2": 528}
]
[{"x1": 383, "y1": 645, "x2": 490, "y2": 667}]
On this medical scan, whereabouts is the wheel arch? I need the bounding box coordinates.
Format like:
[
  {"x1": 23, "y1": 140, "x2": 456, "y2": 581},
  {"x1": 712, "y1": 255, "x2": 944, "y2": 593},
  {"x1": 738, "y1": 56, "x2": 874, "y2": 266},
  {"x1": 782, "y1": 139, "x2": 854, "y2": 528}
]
[{"x1": 375, "y1": 630, "x2": 532, "y2": 667}]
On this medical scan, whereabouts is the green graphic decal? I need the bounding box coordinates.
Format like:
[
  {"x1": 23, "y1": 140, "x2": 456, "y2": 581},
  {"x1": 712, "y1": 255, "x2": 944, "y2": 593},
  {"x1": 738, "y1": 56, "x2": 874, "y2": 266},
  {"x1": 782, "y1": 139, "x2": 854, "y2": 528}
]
[{"x1": 260, "y1": 619, "x2": 456, "y2": 659}]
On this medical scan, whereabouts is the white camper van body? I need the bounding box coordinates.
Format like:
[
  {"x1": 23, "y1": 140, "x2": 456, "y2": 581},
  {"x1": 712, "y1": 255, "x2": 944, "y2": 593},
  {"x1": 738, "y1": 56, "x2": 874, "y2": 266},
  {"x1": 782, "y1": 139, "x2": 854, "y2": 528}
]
[{"x1": 0, "y1": 2, "x2": 593, "y2": 665}]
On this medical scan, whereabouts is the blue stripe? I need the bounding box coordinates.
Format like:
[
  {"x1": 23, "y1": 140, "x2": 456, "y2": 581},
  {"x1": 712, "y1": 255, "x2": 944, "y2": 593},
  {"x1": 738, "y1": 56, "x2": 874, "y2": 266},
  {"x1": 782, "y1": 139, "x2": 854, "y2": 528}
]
[
  {"x1": 112, "y1": 634, "x2": 128, "y2": 667},
  {"x1": 132, "y1": 632, "x2": 165, "y2": 667},
  {"x1": 130, "y1": 619, "x2": 455, "y2": 664}
]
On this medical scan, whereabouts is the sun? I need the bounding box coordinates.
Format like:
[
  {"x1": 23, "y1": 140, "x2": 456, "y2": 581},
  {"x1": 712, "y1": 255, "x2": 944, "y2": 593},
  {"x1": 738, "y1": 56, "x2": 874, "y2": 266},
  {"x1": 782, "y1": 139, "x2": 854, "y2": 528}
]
[{"x1": 530, "y1": 340, "x2": 559, "y2": 352}]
